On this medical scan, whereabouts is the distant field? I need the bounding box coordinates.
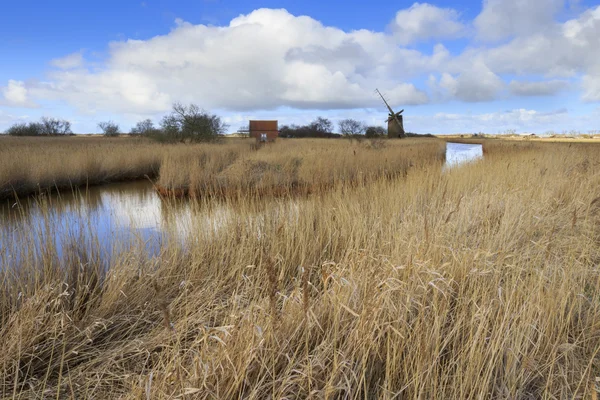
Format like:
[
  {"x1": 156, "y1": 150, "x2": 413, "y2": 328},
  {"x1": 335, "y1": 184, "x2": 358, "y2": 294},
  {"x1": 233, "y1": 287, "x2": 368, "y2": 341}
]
[
  {"x1": 440, "y1": 133, "x2": 600, "y2": 143},
  {"x1": 2, "y1": 139, "x2": 600, "y2": 398}
]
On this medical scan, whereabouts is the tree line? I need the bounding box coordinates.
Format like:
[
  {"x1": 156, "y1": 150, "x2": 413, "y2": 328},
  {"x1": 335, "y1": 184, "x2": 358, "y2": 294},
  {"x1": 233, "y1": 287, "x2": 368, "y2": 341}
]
[
  {"x1": 278, "y1": 117, "x2": 386, "y2": 139},
  {"x1": 3, "y1": 117, "x2": 73, "y2": 136},
  {"x1": 2, "y1": 103, "x2": 229, "y2": 142},
  {"x1": 2, "y1": 103, "x2": 405, "y2": 140},
  {"x1": 100, "y1": 103, "x2": 229, "y2": 142}
]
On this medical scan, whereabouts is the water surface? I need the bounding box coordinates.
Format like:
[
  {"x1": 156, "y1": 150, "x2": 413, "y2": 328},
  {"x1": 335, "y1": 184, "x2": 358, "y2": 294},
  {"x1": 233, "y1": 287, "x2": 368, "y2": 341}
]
[
  {"x1": 445, "y1": 142, "x2": 483, "y2": 167},
  {"x1": 0, "y1": 142, "x2": 482, "y2": 266}
]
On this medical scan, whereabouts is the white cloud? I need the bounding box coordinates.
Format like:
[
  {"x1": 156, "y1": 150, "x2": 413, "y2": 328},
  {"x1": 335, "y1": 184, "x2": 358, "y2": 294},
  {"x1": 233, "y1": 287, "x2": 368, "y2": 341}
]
[
  {"x1": 0, "y1": 80, "x2": 37, "y2": 108},
  {"x1": 50, "y1": 52, "x2": 84, "y2": 69},
  {"x1": 509, "y1": 80, "x2": 570, "y2": 96},
  {"x1": 470, "y1": 4, "x2": 600, "y2": 104},
  {"x1": 3, "y1": 3, "x2": 600, "y2": 128},
  {"x1": 479, "y1": 6, "x2": 600, "y2": 77},
  {"x1": 390, "y1": 3, "x2": 465, "y2": 45},
  {"x1": 582, "y1": 67, "x2": 600, "y2": 102},
  {"x1": 14, "y1": 9, "x2": 435, "y2": 114},
  {"x1": 474, "y1": 0, "x2": 565, "y2": 42},
  {"x1": 430, "y1": 61, "x2": 504, "y2": 102},
  {"x1": 414, "y1": 107, "x2": 576, "y2": 134}
]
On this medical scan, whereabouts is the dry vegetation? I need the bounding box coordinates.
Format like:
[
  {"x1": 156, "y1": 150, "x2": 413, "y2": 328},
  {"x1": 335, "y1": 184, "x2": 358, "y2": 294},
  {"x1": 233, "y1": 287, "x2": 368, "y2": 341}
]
[
  {"x1": 441, "y1": 134, "x2": 600, "y2": 144},
  {"x1": 1, "y1": 139, "x2": 600, "y2": 398},
  {"x1": 0, "y1": 136, "x2": 166, "y2": 199},
  {"x1": 157, "y1": 138, "x2": 446, "y2": 197},
  {"x1": 0, "y1": 136, "x2": 444, "y2": 200}
]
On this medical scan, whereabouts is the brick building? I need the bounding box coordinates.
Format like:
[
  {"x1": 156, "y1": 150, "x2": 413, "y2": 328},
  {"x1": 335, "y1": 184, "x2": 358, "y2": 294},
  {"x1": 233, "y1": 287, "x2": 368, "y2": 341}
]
[{"x1": 249, "y1": 120, "x2": 279, "y2": 142}]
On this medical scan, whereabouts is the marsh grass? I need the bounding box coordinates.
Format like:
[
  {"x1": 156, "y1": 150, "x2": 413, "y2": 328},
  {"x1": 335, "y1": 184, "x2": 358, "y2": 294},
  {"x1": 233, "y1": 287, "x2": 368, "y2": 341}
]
[
  {"x1": 0, "y1": 137, "x2": 444, "y2": 201},
  {"x1": 157, "y1": 138, "x2": 446, "y2": 198},
  {"x1": 0, "y1": 136, "x2": 176, "y2": 199},
  {"x1": 1, "y1": 141, "x2": 600, "y2": 398}
]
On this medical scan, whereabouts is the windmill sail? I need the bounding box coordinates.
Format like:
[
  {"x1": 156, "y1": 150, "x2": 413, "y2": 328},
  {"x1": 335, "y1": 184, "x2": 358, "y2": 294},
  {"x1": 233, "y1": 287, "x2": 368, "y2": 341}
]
[{"x1": 376, "y1": 89, "x2": 396, "y2": 117}]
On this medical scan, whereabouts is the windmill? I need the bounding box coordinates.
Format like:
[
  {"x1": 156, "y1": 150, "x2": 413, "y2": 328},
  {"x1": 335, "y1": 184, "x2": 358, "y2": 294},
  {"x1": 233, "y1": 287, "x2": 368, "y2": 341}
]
[{"x1": 375, "y1": 89, "x2": 406, "y2": 138}]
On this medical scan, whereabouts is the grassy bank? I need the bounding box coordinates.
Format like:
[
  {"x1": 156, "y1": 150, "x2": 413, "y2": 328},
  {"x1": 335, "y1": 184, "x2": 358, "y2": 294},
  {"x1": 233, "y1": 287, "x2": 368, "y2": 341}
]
[
  {"x1": 0, "y1": 136, "x2": 167, "y2": 199},
  {"x1": 0, "y1": 136, "x2": 445, "y2": 200},
  {"x1": 157, "y1": 138, "x2": 446, "y2": 197},
  {"x1": 1, "y1": 141, "x2": 600, "y2": 398}
]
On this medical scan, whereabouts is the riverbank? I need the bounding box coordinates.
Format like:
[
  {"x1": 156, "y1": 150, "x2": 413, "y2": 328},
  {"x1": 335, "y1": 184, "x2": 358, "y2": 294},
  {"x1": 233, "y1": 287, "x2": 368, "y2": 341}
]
[
  {"x1": 2, "y1": 141, "x2": 600, "y2": 398},
  {"x1": 0, "y1": 136, "x2": 446, "y2": 201},
  {"x1": 156, "y1": 138, "x2": 446, "y2": 198},
  {"x1": 0, "y1": 136, "x2": 166, "y2": 200}
]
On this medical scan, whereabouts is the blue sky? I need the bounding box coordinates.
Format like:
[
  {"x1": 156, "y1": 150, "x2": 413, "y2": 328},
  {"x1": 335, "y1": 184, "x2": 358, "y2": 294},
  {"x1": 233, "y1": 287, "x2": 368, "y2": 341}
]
[{"x1": 1, "y1": 0, "x2": 599, "y2": 134}]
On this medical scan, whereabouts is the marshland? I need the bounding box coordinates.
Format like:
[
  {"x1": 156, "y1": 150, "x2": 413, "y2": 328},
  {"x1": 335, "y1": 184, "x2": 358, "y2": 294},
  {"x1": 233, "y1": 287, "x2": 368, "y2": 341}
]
[{"x1": 1, "y1": 134, "x2": 599, "y2": 398}]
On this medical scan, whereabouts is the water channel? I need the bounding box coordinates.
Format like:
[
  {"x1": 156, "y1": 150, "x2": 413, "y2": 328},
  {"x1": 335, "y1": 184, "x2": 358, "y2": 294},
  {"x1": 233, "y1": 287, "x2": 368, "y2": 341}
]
[{"x1": 0, "y1": 142, "x2": 482, "y2": 266}]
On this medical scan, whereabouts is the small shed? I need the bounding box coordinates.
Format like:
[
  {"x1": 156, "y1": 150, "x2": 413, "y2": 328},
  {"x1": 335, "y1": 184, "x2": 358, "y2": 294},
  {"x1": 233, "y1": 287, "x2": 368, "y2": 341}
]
[{"x1": 249, "y1": 120, "x2": 279, "y2": 142}]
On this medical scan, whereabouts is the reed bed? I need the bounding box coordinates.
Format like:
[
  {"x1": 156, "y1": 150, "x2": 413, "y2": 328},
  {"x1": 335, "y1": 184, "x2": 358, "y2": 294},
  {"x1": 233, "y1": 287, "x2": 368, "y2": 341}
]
[
  {"x1": 0, "y1": 136, "x2": 444, "y2": 200},
  {"x1": 2, "y1": 141, "x2": 600, "y2": 398},
  {"x1": 0, "y1": 136, "x2": 169, "y2": 199},
  {"x1": 157, "y1": 138, "x2": 446, "y2": 197}
]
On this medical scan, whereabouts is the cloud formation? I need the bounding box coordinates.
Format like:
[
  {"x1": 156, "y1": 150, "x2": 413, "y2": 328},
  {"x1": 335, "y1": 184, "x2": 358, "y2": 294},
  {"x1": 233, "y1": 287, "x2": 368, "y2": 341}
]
[
  {"x1": 509, "y1": 80, "x2": 570, "y2": 96},
  {"x1": 21, "y1": 8, "x2": 442, "y2": 114},
  {"x1": 390, "y1": 3, "x2": 466, "y2": 45},
  {"x1": 474, "y1": 0, "x2": 564, "y2": 41},
  {"x1": 50, "y1": 52, "x2": 84, "y2": 69},
  {"x1": 430, "y1": 61, "x2": 505, "y2": 102},
  {"x1": 0, "y1": 80, "x2": 37, "y2": 108},
  {"x1": 1, "y1": 1, "x2": 600, "y2": 133}
]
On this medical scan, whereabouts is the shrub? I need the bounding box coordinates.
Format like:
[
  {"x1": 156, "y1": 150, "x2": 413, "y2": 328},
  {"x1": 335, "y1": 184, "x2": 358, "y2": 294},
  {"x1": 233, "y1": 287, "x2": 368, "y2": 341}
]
[
  {"x1": 365, "y1": 126, "x2": 386, "y2": 138},
  {"x1": 339, "y1": 119, "x2": 366, "y2": 139},
  {"x1": 130, "y1": 119, "x2": 157, "y2": 136},
  {"x1": 279, "y1": 117, "x2": 339, "y2": 138},
  {"x1": 5, "y1": 122, "x2": 43, "y2": 136},
  {"x1": 4, "y1": 117, "x2": 72, "y2": 136},
  {"x1": 155, "y1": 103, "x2": 228, "y2": 143},
  {"x1": 98, "y1": 121, "x2": 120, "y2": 137},
  {"x1": 40, "y1": 117, "x2": 72, "y2": 135}
]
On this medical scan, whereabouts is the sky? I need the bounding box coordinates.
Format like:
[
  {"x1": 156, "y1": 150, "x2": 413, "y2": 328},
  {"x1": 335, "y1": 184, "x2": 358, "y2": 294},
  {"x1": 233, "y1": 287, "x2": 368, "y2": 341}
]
[{"x1": 1, "y1": 0, "x2": 600, "y2": 134}]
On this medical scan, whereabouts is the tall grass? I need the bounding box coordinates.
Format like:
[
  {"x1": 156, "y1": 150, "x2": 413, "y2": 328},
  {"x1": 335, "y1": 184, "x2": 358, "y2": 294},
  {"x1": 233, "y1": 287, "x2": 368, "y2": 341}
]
[
  {"x1": 1, "y1": 141, "x2": 600, "y2": 398},
  {"x1": 0, "y1": 136, "x2": 445, "y2": 200},
  {"x1": 157, "y1": 138, "x2": 446, "y2": 197},
  {"x1": 0, "y1": 136, "x2": 169, "y2": 199}
]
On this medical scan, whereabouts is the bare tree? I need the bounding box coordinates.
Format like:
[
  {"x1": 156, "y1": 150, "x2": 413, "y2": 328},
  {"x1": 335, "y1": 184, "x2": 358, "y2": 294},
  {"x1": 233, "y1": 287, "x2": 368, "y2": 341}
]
[
  {"x1": 339, "y1": 119, "x2": 366, "y2": 138},
  {"x1": 310, "y1": 117, "x2": 333, "y2": 137},
  {"x1": 5, "y1": 122, "x2": 43, "y2": 136},
  {"x1": 130, "y1": 119, "x2": 155, "y2": 136},
  {"x1": 98, "y1": 121, "x2": 120, "y2": 137},
  {"x1": 40, "y1": 117, "x2": 72, "y2": 135},
  {"x1": 159, "y1": 103, "x2": 228, "y2": 142}
]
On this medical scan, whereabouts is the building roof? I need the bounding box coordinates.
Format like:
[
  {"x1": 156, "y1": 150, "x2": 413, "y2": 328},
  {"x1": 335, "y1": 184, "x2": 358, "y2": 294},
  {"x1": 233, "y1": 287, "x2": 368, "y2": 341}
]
[{"x1": 249, "y1": 120, "x2": 278, "y2": 131}]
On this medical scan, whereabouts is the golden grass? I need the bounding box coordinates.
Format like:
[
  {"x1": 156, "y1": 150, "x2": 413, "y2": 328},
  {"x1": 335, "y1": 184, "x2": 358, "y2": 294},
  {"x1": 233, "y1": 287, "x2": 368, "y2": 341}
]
[
  {"x1": 0, "y1": 136, "x2": 445, "y2": 200},
  {"x1": 2, "y1": 140, "x2": 600, "y2": 398},
  {"x1": 157, "y1": 138, "x2": 446, "y2": 197},
  {"x1": 441, "y1": 134, "x2": 600, "y2": 143},
  {"x1": 0, "y1": 136, "x2": 168, "y2": 199}
]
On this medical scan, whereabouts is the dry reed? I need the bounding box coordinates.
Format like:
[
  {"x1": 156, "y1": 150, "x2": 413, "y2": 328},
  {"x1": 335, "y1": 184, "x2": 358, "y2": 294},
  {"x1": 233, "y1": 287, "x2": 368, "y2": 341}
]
[
  {"x1": 157, "y1": 138, "x2": 446, "y2": 197},
  {"x1": 1, "y1": 140, "x2": 600, "y2": 398}
]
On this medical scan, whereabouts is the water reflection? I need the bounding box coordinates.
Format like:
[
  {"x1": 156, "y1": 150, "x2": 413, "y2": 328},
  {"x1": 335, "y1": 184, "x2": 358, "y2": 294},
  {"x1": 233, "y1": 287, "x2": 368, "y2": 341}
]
[
  {"x1": 445, "y1": 142, "x2": 483, "y2": 167},
  {"x1": 0, "y1": 142, "x2": 482, "y2": 267},
  {"x1": 1, "y1": 181, "x2": 187, "y2": 268}
]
